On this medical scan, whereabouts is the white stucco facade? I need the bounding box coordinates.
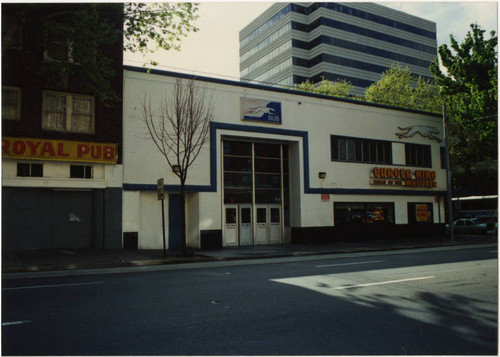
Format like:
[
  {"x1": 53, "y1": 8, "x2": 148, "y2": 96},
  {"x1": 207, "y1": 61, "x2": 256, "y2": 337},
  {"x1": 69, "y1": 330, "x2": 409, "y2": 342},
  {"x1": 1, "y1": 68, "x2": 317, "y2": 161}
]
[{"x1": 123, "y1": 66, "x2": 447, "y2": 250}]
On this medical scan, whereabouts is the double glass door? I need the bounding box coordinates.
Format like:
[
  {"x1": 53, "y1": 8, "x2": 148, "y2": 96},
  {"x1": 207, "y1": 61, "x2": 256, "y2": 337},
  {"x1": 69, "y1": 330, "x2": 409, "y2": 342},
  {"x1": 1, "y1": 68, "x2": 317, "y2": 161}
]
[
  {"x1": 224, "y1": 205, "x2": 252, "y2": 246},
  {"x1": 255, "y1": 205, "x2": 282, "y2": 244},
  {"x1": 223, "y1": 204, "x2": 282, "y2": 246}
]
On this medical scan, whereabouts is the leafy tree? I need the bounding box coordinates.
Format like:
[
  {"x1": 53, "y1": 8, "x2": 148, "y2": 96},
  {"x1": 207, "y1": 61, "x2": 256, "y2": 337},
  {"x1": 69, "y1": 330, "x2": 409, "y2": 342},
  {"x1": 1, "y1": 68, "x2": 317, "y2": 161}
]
[
  {"x1": 2, "y1": 3, "x2": 199, "y2": 104},
  {"x1": 124, "y1": 3, "x2": 199, "y2": 65},
  {"x1": 365, "y1": 64, "x2": 442, "y2": 113},
  {"x1": 430, "y1": 24, "x2": 497, "y2": 194},
  {"x1": 294, "y1": 77, "x2": 352, "y2": 98}
]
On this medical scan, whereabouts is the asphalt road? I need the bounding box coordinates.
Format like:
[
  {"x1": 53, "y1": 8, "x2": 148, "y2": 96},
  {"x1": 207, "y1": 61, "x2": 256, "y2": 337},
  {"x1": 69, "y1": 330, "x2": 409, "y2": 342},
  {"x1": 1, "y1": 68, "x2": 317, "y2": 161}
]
[{"x1": 2, "y1": 245, "x2": 497, "y2": 355}]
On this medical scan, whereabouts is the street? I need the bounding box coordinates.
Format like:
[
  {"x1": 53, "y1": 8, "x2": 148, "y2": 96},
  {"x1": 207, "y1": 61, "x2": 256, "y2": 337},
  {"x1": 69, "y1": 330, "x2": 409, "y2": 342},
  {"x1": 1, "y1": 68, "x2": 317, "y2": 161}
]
[{"x1": 2, "y1": 245, "x2": 497, "y2": 355}]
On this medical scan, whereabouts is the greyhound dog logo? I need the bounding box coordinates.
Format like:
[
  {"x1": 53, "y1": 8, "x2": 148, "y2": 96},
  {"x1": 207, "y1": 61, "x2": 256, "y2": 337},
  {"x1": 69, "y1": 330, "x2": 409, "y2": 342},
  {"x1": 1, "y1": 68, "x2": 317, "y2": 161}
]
[
  {"x1": 396, "y1": 126, "x2": 442, "y2": 143},
  {"x1": 245, "y1": 106, "x2": 276, "y2": 117}
]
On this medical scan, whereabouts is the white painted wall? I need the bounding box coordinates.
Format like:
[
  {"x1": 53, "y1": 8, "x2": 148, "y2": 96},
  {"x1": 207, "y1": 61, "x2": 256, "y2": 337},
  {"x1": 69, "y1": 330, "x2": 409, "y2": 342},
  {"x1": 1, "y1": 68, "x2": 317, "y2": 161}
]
[
  {"x1": 123, "y1": 68, "x2": 447, "y2": 248},
  {"x1": 2, "y1": 160, "x2": 121, "y2": 189}
]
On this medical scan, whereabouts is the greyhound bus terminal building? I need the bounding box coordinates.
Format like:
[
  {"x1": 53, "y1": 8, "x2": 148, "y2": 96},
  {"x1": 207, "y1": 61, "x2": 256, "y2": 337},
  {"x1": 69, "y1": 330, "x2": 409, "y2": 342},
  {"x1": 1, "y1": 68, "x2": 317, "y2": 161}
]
[{"x1": 122, "y1": 66, "x2": 447, "y2": 250}]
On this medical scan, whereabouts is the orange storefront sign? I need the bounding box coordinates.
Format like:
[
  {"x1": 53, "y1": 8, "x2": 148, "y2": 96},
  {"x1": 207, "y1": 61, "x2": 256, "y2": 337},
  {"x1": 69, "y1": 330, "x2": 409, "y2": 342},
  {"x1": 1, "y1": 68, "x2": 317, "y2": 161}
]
[
  {"x1": 416, "y1": 204, "x2": 430, "y2": 222},
  {"x1": 371, "y1": 166, "x2": 437, "y2": 188},
  {"x1": 2, "y1": 137, "x2": 117, "y2": 164}
]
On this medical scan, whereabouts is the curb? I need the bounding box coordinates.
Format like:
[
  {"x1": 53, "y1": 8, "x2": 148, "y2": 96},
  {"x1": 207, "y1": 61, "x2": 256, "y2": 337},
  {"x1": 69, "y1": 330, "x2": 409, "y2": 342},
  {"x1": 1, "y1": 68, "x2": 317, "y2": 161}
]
[{"x1": 3, "y1": 240, "x2": 496, "y2": 274}]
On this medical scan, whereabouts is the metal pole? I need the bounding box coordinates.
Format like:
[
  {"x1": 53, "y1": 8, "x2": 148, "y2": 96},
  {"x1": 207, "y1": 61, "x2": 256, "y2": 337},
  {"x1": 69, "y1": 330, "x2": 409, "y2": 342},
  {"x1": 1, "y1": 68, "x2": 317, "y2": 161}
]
[
  {"x1": 443, "y1": 103, "x2": 455, "y2": 242},
  {"x1": 162, "y1": 198, "x2": 166, "y2": 258}
]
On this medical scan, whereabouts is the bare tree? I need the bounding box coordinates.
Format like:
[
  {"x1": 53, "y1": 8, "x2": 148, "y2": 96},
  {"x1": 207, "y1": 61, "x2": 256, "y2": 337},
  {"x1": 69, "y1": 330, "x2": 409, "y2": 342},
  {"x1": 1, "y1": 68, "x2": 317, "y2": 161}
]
[{"x1": 141, "y1": 78, "x2": 214, "y2": 254}]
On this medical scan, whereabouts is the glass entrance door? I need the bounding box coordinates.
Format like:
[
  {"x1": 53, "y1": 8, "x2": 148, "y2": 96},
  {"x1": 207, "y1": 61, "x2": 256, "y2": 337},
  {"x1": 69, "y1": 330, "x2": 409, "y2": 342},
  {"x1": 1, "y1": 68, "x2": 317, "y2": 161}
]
[
  {"x1": 223, "y1": 140, "x2": 288, "y2": 246},
  {"x1": 254, "y1": 205, "x2": 282, "y2": 244},
  {"x1": 255, "y1": 206, "x2": 268, "y2": 244},
  {"x1": 223, "y1": 205, "x2": 238, "y2": 246},
  {"x1": 269, "y1": 206, "x2": 282, "y2": 243},
  {"x1": 239, "y1": 205, "x2": 252, "y2": 245}
]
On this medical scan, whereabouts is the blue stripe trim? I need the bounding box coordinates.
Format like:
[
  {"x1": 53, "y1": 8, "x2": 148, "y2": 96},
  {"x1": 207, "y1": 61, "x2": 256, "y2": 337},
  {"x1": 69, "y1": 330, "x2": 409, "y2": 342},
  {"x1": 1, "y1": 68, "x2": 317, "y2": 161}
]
[
  {"x1": 124, "y1": 121, "x2": 443, "y2": 197},
  {"x1": 306, "y1": 187, "x2": 446, "y2": 196},
  {"x1": 123, "y1": 183, "x2": 211, "y2": 192}
]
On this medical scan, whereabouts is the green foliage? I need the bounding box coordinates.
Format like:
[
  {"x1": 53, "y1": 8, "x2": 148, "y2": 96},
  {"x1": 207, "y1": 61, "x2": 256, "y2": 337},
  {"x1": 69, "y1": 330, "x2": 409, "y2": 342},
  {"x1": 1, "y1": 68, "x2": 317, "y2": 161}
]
[
  {"x1": 294, "y1": 77, "x2": 352, "y2": 98},
  {"x1": 365, "y1": 64, "x2": 442, "y2": 113},
  {"x1": 4, "y1": 3, "x2": 199, "y2": 105},
  {"x1": 430, "y1": 24, "x2": 497, "y2": 193},
  {"x1": 123, "y1": 3, "x2": 199, "y2": 66},
  {"x1": 39, "y1": 4, "x2": 122, "y2": 105}
]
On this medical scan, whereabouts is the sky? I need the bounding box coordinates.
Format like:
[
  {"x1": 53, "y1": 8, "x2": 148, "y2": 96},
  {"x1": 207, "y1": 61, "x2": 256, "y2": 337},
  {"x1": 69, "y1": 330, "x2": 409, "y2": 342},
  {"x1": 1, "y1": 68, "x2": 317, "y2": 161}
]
[{"x1": 123, "y1": 1, "x2": 498, "y2": 81}]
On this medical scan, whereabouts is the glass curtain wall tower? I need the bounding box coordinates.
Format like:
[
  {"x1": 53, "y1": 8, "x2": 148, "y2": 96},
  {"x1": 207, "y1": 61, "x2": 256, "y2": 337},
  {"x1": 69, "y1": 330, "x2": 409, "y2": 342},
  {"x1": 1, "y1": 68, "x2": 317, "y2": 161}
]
[{"x1": 239, "y1": 2, "x2": 437, "y2": 96}]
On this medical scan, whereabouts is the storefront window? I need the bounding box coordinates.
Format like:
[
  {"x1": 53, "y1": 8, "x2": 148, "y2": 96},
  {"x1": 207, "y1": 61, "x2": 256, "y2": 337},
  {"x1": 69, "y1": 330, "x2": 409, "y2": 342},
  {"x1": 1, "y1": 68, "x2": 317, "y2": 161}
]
[{"x1": 334, "y1": 202, "x2": 394, "y2": 225}]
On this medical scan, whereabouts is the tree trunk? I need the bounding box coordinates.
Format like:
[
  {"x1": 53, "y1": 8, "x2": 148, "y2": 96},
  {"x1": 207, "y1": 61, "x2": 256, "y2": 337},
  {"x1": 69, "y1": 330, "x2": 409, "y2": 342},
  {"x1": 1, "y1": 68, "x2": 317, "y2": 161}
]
[{"x1": 180, "y1": 183, "x2": 187, "y2": 255}]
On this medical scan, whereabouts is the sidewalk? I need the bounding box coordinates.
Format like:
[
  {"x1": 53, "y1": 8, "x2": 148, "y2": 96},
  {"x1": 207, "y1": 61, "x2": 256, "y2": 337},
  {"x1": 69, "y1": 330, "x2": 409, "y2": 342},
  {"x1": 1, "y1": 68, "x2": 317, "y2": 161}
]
[{"x1": 2, "y1": 235, "x2": 497, "y2": 274}]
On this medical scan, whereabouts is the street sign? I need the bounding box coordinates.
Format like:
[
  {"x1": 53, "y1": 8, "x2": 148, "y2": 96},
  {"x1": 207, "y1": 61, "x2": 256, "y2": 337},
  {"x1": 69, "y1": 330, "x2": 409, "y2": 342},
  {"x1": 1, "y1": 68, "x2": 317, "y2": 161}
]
[{"x1": 157, "y1": 178, "x2": 164, "y2": 200}]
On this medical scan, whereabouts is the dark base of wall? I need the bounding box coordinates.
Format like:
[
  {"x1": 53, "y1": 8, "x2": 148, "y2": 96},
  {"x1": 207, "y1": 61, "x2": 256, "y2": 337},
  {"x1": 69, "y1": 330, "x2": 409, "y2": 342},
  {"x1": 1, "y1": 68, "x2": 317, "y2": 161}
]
[
  {"x1": 201, "y1": 230, "x2": 223, "y2": 249},
  {"x1": 291, "y1": 224, "x2": 446, "y2": 244},
  {"x1": 123, "y1": 232, "x2": 138, "y2": 249}
]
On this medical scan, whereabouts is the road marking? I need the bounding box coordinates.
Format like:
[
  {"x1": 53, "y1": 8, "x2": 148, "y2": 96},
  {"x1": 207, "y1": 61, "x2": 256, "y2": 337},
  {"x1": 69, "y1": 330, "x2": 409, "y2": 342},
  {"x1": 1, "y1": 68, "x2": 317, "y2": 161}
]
[
  {"x1": 316, "y1": 260, "x2": 384, "y2": 268},
  {"x1": 2, "y1": 320, "x2": 31, "y2": 326},
  {"x1": 2, "y1": 282, "x2": 104, "y2": 291},
  {"x1": 335, "y1": 276, "x2": 434, "y2": 290}
]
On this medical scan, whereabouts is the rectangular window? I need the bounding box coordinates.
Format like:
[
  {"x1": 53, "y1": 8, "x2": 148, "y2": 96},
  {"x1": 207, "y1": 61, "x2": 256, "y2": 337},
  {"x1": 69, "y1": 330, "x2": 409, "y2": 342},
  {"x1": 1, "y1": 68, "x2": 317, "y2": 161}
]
[
  {"x1": 334, "y1": 202, "x2": 395, "y2": 225},
  {"x1": 42, "y1": 92, "x2": 94, "y2": 133},
  {"x1": 44, "y1": 32, "x2": 73, "y2": 63},
  {"x1": 17, "y1": 163, "x2": 43, "y2": 177},
  {"x1": 2, "y1": 87, "x2": 21, "y2": 120},
  {"x1": 331, "y1": 136, "x2": 392, "y2": 164},
  {"x1": 405, "y1": 143, "x2": 431, "y2": 167},
  {"x1": 70, "y1": 165, "x2": 92, "y2": 179}
]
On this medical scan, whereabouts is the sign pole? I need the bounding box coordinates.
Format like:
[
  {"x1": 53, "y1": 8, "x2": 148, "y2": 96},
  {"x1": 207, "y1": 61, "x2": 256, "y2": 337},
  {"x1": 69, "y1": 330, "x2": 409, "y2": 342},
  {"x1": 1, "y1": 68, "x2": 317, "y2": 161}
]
[
  {"x1": 161, "y1": 199, "x2": 166, "y2": 258},
  {"x1": 443, "y1": 104, "x2": 455, "y2": 242},
  {"x1": 157, "y1": 178, "x2": 166, "y2": 258}
]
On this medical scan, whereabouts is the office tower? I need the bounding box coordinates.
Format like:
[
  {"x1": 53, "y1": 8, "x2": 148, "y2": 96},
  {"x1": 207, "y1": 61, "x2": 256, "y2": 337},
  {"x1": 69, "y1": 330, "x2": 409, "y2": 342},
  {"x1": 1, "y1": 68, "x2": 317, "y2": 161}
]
[{"x1": 240, "y1": 3, "x2": 437, "y2": 96}]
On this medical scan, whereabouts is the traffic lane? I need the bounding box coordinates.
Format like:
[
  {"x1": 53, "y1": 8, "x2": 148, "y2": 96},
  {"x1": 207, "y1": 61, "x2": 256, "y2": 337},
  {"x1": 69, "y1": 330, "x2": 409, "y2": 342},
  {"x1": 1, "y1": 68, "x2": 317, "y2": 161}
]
[
  {"x1": 2, "y1": 245, "x2": 496, "y2": 315},
  {"x1": 2, "y1": 250, "x2": 498, "y2": 355},
  {"x1": 3, "y1": 243, "x2": 496, "y2": 288}
]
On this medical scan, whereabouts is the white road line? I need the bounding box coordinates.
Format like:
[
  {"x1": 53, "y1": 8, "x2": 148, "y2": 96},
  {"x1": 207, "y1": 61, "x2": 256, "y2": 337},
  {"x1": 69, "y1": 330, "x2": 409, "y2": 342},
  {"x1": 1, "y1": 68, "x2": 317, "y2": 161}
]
[
  {"x1": 2, "y1": 281, "x2": 104, "y2": 291},
  {"x1": 335, "y1": 276, "x2": 435, "y2": 290},
  {"x1": 2, "y1": 320, "x2": 31, "y2": 326},
  {"x1": 316, "y1": 260, "x2": 384, "y2": 268}
]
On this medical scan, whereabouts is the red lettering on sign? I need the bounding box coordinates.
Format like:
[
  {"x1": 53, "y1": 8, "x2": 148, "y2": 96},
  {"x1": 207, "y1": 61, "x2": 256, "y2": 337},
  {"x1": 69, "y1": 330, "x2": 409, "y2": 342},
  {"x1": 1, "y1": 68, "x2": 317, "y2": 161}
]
[
  {"x1": 40, "y1": 142, "x2": 56, "y2": 156},
  {"x1": 91, "y1": 145, "x2": 101, "y2": 159},
  {"x1": 57, "y1": 142, "x2": 69, "y2": 157},
  {"x1": 13, "y1": 141, "x2": 26, "y2": 155},
  {"x1": 77, "y1": 144, "x2": 89, "y2": 157},
  {"x1": 103, "y1": 146, "x2": 115, "y2": 160},
  {"x1": 2, "y1": 139, "x2": 10, "y2": 155},
  {"x1": 26, "y1": 141, "x2": 41, "y2": 155}
]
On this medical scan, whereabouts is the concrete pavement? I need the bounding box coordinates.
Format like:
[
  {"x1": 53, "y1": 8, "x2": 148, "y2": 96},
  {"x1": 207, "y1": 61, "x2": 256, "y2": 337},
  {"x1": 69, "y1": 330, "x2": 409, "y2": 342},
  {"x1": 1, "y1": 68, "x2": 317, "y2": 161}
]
[{"x1": 2, "y1": 235, "x2": 497, "y2": 274}]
